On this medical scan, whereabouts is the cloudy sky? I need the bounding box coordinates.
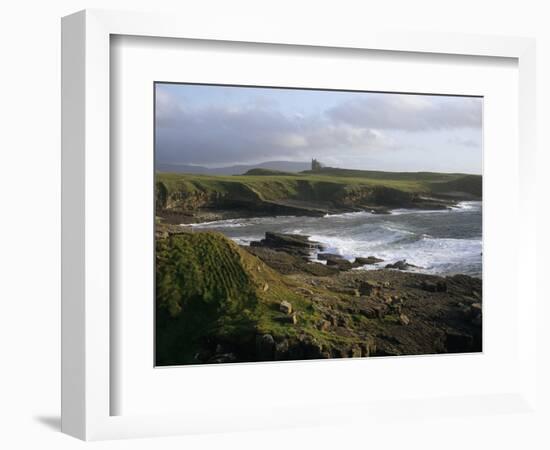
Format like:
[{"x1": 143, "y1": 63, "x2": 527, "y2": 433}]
[{"x1": 155, "y1": 83, "x2": 482, "y2": 174}]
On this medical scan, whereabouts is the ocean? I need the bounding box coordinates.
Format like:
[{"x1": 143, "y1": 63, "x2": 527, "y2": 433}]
[{"x1": 188, "y1": 201, "x2": 482, "y2": 277}]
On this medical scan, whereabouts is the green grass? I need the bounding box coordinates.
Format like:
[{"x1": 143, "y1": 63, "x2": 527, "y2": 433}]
[
  {"x1": 428, "y1": 174, "x2": 482, "y2": 197},
  {"x1": 155, "y1": 230, "x2": 371, "y2": 365},
  {"x1": 158, "y1": 171, "x2": 430, "y2": 196},
  {"x1": 155, "y1": 169, "x2": 482, "y2": 218},
  {"x1": 156, "y1": 231, "x2": 309, "y2": 364},
  {"x1": 156, "y1": 168, "x2": 481, "y2": 211}
]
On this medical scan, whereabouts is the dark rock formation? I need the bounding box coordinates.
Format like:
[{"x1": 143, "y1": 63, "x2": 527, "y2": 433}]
[
  {"x1": 250, "y1": 232, "x2": 324, "y2": 257},
  {"x1": 256, "y1": 334, "x2": 276, "y2": 360},
  {"x1": 358, "y1": 280, "x2": 382, "y2": 295},
  {"x1": 385, "y1": 260, "x2": 418, "y2": 270},
  {"x1": 244, "y1": 245, "x2": 338, "y2": 276},
  {"x1": 325, "y1": 258, "x2": 353, "y2": 271},
  {"x1": 354, "y1": 256, "x2": 384, "y2": 265}
]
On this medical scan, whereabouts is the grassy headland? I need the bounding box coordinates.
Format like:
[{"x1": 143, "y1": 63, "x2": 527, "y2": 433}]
[{"x1": 156, "y1": 167, "x2": 481, "y2": 223}]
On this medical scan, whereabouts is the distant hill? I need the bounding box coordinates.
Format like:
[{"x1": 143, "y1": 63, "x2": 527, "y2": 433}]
[
  {"x1": 243, "y1": 168, "x2": 295, "y2": 176},
  {"x1": 156, "y1": 160, "x2": 311, "y2": 175}
]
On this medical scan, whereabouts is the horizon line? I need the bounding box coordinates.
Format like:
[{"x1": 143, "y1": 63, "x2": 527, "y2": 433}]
[{"x1": 155, "y1": 161, "x2": 482, "y2": 176}]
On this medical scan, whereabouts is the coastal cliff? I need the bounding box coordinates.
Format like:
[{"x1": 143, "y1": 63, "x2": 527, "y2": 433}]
[{"x1": 155, "y1": 169, "x2": 482, "y2": 223}]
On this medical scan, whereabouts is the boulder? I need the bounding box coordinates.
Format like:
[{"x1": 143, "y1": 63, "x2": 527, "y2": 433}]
[
  {"x1": 317, "y1": 253, "x2": 343, "y2": 261},
  {"x1": 264, "y1": 231, "x2": 319, "y2": 248},
  {"x1": 385, "y1": 260, "x2": 417, "y2": 270},
  {"x1": 354, "y1": 256, "x2": 384, "y2": 265},
  {"x1": 399, "y1": 313, "x2": 410, "y2": 325},
  {"x1": 317, "y1": 253, "x2": 355, "y2": 270},
  {"x1": 325, "y1": 257, "x2": 353, "y2": 271},
  {"x1": 280, "y1": 300, "x2": 293, "y2": 315},
  {"x1": 358, "y1": 280, "x2": 381, "y2": 296},
  {"x1": 359, "y1": 305, "x2": 386, "y2": 319},
  {"x1": 250, "y1": 232, "x2": 324, "y2": 258}
]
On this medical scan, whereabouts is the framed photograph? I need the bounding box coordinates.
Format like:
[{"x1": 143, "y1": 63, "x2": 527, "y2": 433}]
[
  {"x1": 62, "y1": 9, "x2": 537, "y2": 440},
  {"x1": 153, "y1": 82, "x2": 483, "y2": 367}
]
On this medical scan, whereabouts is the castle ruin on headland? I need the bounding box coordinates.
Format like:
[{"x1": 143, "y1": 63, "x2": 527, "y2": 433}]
[{"x1": 311, "y1": 158, "x2": 323, "y2": 172}]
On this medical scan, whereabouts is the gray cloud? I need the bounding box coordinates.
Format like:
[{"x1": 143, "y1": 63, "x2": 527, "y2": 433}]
[
  {"x1": 327, "y1": 95, "x2": 482, "y2": 131},
  {"x1": 155, "y1": 89, "x2": 482, "y2": 172},
  {"x1": 156, "y1": 100, "x2": 390, "y2": 166}
]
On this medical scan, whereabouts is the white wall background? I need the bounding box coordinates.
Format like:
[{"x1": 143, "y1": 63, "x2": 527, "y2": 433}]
[{"x1": 0, "y1": 1, "x2": 548, "y2": 448}]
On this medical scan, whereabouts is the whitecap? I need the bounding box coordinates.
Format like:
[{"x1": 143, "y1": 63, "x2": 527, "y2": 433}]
[
  {"x1": 188, "y1": 218, "x2": 248, "y2": 228},
  {"x1": 323, "y1": 211, "x2": 373, "y2": 219}
]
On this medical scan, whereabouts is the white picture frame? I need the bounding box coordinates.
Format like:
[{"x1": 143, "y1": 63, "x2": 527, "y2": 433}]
[{"x1": 61, "y1": 9, "x2": 537, "y2": 441}]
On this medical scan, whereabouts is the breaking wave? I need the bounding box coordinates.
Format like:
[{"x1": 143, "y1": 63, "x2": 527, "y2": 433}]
[{"x1": 189, "y1": 202, "x2": 482, "y2": 276}]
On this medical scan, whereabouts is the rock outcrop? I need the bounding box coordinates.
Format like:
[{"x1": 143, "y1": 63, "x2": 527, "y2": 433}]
[
  {"x1": 385, "y1": 260, "x2": 418, "y2": 270},
  {"x1": 250, "y1": 232, "x2": 324, "y2": 257},
  {"x1": 354, "y1": 256, "x2": 384, "y2": 265}
]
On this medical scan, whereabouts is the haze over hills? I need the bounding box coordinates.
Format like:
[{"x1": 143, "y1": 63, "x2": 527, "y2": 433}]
[{"x1": 155, "y1": 160, "x2": 311, "y2": 175}]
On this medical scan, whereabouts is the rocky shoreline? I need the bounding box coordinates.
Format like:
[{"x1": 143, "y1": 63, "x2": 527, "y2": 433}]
[
  {"x1": 155, "y1": 225, "x2": 482, "y2": 365},
  {"x1": 158, "y1": 196, "x2": 456, "y2": 225},
  {"x1": 244, "y1": 231, "x2": 481, "y2": 358}
]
